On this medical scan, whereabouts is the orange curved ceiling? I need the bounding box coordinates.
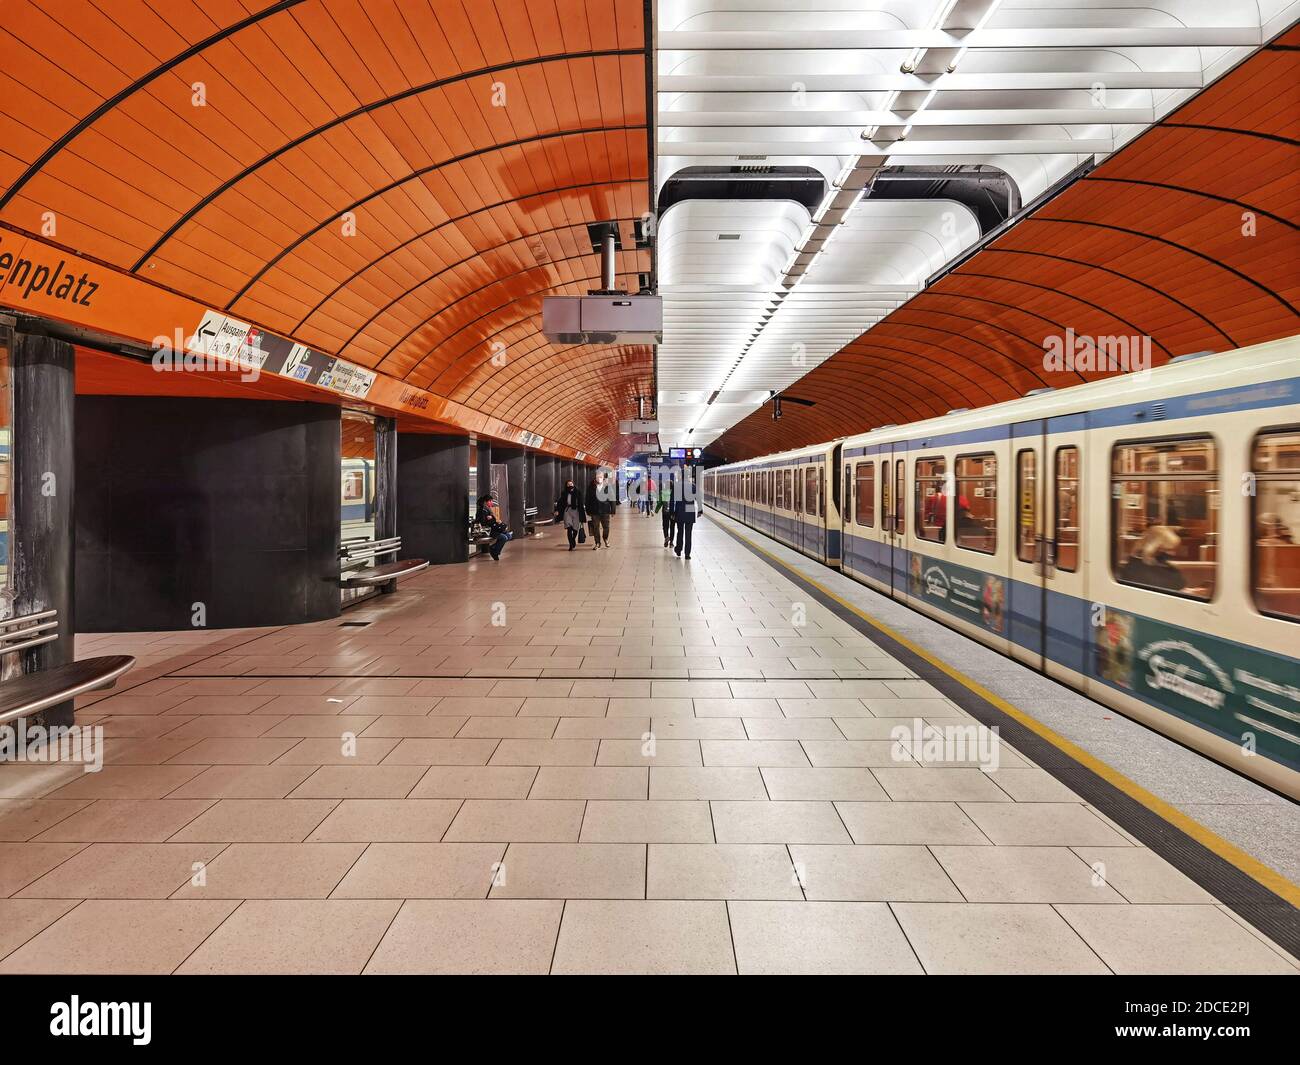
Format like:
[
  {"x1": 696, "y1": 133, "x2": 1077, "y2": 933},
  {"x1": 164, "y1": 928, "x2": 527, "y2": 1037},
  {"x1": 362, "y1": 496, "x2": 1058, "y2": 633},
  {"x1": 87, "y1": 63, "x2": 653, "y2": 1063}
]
[
  {"x1": 710, "y1": 31, "x2": 1300, "y2": 462},
  {"x1": 0, "y1": 0, "x2": 653, "y2": 460}
]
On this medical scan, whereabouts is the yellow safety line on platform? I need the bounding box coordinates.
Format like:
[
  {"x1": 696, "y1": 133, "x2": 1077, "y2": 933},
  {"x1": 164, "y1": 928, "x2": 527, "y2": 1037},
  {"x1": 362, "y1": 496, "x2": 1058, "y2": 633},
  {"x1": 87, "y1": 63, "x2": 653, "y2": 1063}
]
[{"x1": 719, "y1": 518, "x2": 1300, "y2": 910}]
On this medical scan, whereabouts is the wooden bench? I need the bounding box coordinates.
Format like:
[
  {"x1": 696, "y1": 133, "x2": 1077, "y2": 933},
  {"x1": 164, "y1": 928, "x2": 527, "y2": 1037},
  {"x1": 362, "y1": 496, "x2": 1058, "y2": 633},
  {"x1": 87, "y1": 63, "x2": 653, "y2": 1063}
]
[
  {"x1": 339, "y1": 537, "x2": 428, "y2": 588},
  {"x1": 0, "y1": 610, "x2": 134, "y2": 728}
]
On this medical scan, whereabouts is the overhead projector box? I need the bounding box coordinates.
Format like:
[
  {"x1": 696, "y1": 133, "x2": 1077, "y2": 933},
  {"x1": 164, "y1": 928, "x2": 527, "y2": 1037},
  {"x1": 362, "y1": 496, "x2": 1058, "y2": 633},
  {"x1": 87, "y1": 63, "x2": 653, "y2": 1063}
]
[{"x1": 543, "y1": 295, "x2": 662, "y2": 345}]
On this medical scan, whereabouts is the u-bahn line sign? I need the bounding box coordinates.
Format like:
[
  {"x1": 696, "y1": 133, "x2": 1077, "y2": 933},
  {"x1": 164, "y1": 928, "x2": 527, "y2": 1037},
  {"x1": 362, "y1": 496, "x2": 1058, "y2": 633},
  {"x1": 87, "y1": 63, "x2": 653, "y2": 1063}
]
[{"x1": 0, "y1": 226, "x2": 601, "y2": 463}]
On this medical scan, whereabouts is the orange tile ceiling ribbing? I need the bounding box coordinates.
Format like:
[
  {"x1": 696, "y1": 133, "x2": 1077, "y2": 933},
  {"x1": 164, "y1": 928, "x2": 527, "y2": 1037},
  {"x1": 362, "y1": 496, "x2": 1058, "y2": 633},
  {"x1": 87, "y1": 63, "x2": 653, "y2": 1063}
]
[
  {"x1": 710, "y1": 31, "x2": 1300, "y2": 463},
  {"x1": 0, "y1": 0, "x2": 653, "y2": 460}
]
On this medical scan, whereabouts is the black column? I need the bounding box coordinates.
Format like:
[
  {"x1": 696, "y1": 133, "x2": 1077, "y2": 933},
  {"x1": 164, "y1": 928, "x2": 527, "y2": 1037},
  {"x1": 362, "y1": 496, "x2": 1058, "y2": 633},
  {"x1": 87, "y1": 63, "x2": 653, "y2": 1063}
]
[
  {"x1": 75, "y1": 396, "x2": 341, "y2": 631},
  {"x1": 495, "y1": 447, "x2": 526, "y2": 535},
  {"x1": 535, "y1": 455, "x2": 557, "y2": 518},
  {"x1": 525, "y1": 452, "x2": 537, "y2": 514},
  {"x1": 5, "y1": 325, "x2": 76, "y2": 726},
  {"x1": 396, "y1": 432, "x2": 469, "y2": 566},
  {"x1": 476, "y1": 440, "x2": 492, "y2": 505}
]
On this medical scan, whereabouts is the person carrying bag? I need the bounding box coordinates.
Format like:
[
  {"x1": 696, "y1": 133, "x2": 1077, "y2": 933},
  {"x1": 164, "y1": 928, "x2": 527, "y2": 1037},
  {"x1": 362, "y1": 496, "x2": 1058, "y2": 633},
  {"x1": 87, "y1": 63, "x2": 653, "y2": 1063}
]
[{"x1": 555, "y1": 478, "x2": 586, "y2": 551}]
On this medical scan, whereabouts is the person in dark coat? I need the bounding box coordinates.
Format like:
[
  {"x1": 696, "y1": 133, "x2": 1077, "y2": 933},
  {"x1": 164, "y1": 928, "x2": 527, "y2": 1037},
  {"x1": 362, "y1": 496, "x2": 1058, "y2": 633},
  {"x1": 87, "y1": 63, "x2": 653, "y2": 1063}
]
[
  {"x1": 585, "y1": 471, "x2": 614, "y2": 549},
  {"x1": 476, "y1": 491, "x2": 511, "y2": 561},
  {"x1": 555, "y1": 478, "x2": 586, "y2": 551},
  {"x1": 674, "y1": 475, "x2": 699, "y2": 559}
]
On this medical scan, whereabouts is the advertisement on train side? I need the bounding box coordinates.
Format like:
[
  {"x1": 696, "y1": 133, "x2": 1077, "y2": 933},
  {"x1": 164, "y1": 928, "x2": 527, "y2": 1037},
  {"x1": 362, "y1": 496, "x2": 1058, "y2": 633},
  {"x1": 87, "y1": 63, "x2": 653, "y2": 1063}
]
[
  {"x1": 1094, "y1": 610, "x2": 1300, "y2": 770},
  {"x1": 908, "y1": 553, "x2": 1007, "y2": 635}
]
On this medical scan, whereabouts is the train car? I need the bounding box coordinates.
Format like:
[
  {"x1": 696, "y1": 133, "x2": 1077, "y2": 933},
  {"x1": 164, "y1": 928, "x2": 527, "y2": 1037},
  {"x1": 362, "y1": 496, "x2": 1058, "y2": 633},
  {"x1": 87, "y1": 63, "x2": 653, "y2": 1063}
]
[
  {"x1": 703, "y1": 440, "x2": 843, "y2": 565},
  {"x1": 706, "y1": 336, "x2": 1300, "y2": 797}
]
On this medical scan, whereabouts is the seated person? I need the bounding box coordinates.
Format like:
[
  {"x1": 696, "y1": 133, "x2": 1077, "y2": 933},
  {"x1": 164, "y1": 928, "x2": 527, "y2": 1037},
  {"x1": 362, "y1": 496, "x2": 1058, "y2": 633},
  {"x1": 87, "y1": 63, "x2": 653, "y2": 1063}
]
[
  {"x1": 1257, "y1": 512, "x2": 1295, "y2": 545},
  {"x1": 1118, "y1": 525, "x2": 1186, "y2": 592}
]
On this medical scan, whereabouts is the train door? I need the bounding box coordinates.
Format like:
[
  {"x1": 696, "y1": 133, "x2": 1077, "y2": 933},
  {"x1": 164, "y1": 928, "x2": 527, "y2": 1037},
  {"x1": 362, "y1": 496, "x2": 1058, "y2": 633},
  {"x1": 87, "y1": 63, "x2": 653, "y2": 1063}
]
[
  {"x1": 1008, "y1": 419, "x2": 1088, "y2": 678},
  {"x1": 881, "y1": 445, "x2": 908, "y2": 598}
]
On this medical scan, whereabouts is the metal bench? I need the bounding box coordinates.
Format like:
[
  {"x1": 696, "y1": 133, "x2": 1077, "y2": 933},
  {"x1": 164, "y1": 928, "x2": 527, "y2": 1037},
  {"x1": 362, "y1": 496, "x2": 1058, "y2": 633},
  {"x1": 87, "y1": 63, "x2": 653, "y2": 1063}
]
[
  {"x1": 0, "y1": 610, "x2": 134, "y2": 727},
  {"x1": 339, "y1": 536, "x2": 428, "y2": 587}
]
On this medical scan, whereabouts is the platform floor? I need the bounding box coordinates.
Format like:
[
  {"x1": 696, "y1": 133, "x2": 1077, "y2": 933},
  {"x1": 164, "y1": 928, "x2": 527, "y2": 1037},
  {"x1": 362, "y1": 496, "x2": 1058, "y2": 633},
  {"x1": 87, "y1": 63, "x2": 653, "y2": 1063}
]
[{"x1": 1, "y1": 509, "x2": 1296, "y2": 974}]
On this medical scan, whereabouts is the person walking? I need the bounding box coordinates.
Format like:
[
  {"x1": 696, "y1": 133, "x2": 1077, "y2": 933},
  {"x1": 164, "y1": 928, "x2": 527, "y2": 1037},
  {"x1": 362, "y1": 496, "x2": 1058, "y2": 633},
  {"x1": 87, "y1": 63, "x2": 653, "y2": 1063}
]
[
  {"x1": 657, "y1": 470, "x2": 676, "y2": 547},
  {"x1": 674, "y1": 475, "x2": 699, "y2": 559},
  {"x1": 585, "y1": 470, "x2": 613, "y2": 549},
  {"x1": 555, "y1": 477, "x2": 586, "y2": 551},
  {"x1": 475, "y1": 491, "x2": 511, "y2": 561}
]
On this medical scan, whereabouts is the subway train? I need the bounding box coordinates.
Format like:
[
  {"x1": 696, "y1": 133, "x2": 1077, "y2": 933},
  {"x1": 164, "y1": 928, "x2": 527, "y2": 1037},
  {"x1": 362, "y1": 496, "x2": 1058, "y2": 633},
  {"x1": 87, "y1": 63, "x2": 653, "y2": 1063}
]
[{"x1": 702, "y1": 336, "x2": 1300, "y2": 797}]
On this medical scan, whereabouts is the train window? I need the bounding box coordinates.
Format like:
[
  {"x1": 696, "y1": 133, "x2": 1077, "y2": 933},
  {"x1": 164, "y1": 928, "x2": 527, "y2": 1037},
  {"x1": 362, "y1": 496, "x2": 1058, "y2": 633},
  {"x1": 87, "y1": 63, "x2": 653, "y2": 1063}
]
[
  {"x1": 1112, "y1": 437, "x2": 1217, "y2": 600},
  {"x1": 955, "y1": 453, "x2": 997, "y2": 554},
  {"x1": 914, "y1": 457, "x2": 946, "y2": 543},
  {"x1": 881, "y1": 461, "x2": 891, "y2": 531},
  {"x1": 805, "y1": 467, "x2": 818, "y2": 517},
  {"x1": 1252, "y1": 428, "x2": 1300, "y2": 623},
  {"x1": 855, "y1": 462, "x2": 875, "y2": 527},
  {"x1": 1016, "y1": 450, "x2": 1038, "y2": 563},
  {"x1": 843, "y1": 466, "x2": 852, "y2": 525},
  {"x1": 1055, "y1": 447, "x2": 1080, "y2": 572},
  {"x1": 785, "y1": 469, "x2": 794, "y2": 511},
  {"x1": 894, "y1": 460, "x2": 906, "y2": 535},
  {"x1": 820, "y1": 466, "x2": 826, "y2": 518},
  {"x1": 776, "y1": 468, "x2": 785, "y2": 510}
]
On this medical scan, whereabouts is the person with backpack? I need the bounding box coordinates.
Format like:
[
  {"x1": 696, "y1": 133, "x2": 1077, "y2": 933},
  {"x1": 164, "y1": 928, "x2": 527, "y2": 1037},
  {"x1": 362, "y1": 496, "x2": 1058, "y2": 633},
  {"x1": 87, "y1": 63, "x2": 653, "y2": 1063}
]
[
  {"x1": 555, "y1": 478, "x2": 586, "y2": 551},
  {"x1": 674, "y1": 473, "x2": 699, "y2": 559},
  {"x1": 476, "y1": 491, "x2": 511, "y2": 561},
  {"x1": 657, "y1": 469, "x2": 676, "y2": 548}
]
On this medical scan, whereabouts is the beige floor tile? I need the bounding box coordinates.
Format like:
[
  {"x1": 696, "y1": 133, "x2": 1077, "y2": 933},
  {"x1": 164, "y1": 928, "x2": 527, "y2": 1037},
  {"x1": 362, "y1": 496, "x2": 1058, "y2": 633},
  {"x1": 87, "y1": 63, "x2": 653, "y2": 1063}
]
[
  {"x1": 251, "y1": 695, "x2": 362, "y2": 716},
  {"x1": 608, "y1": 697, "x2": 692, "y2": 717},
  {"x1": 958, "y1": 803, "x2": 1133, "y2": 847},
  {"x1": 1070, "y1": 847, "x2": 1218, "y2": 904},
  {"x1": 647, "y1": 843, "x2": 802, "y2": 900},
  {"x1": 431, "y1": 697, "x2": 523, "y2": 717},
  {"x1": 308, "y1": 799, "x2": 462, "y2": 842},
  {"x1": 167, "y1": 799, "x2": 337, "y2": 842},
  {"x1": 760, "y1": 768, "x2": 887, "y2": 801},
  {"x1": 833, "y1": 717, "x2": 920, "y2": 740},
  {"x1": 332, "y1": 842, "x2": 504, "y2": 898},
  {"x1": 177, "y1": 899, "x2": 399, "y2": 974},
  {"x1": 0, "y1": 799, "x2": 93, "y2": 841},
  {"x1": 1055, "y1": 904, "x2": 1298, "y2": 974},
  {"x1": 457, "y1": 717, "x2": 558, "y2": 738},
  {"x1": 650, "y1": 767, "x2": 767, "y2": 800},
  {"x1": 931, "y1": 845, "x2": 1126, "y2": 903},
  {"x1": 653, "y1": 718, "x2": 746, "y2": 740},
  {"x1": 101, "y1": 737, "x2": 203, "y2": 765},
  {"x1": 0, "y1": 898, "x2": 79, "y2": 959},
  {"x1": 778, "y1": 698, "x2": 872, "y2": 718},
  {"x1": 652, "y1": 680, "x2": 733, "y2": 698},
  {"x1": 790, "y1": 844, "x2": 964, "y2": 902},
  {"x1": 892, "y1": 903, "x2": 1110, "y2": 974},
  {"x1": 871, "y1": 767, "x2": 1010, "y2": 802},
  {"x1": 693, "y1": 699, "x2": 785, "y2": 719},
  {"x1": 581, "y1": 801, "x2": 714, "y2": 842},
  {"x1": 554, "y1": 717, "x2": 649, "y2": 739},
  {"x1": 165, "y1": 737, "x2": 300, "y2": 765},
  {"x1": 410, "y1": 766, "x2": 538, "y2": 799},
  {"x1": 701, "y1": 740, "x2": 810, "y2": 768},
  {"x1": 569, "y1": 680, "x2": 651, "y2": 698},
  {"x1": 365, "y1": 899, "x2": 563, "y2": 974},
  {"x1": 173, "y1": 842, "x2": 365, "y2": 899},
  {"x1": 346, "y1": 695, "x2": 438, "y2": 716},
  {"x1": 730, "y1": 901, "x2": 923, "y2": 975},
  {"x1": 742, "y1": 719, "x2": 843, "y2": 741},
  {"x1": 46, "y1": 764, "x2": 205, "y2": 801},
  {"x1": 169, "y1": 695, "x2": 275, "y2": 716},
  {"x1": 276, "y1": 737, "x2": 400, "y2": 765},
  {"x1": 18, "y1": 842, "x2": 220, "y2": 898},
  {"x1": 33, "y1": 799, "x2": 214, "y2": 843},
  {"x1": 597, "y1": 738, "x2": 701, "y2": 767},
  {"x1": 162, "y1": 716, "x2": 285, "y2": 739},
  {"x1": 711, "y1": 800, "x2": 850, "y2": 844},
  {"x1": 519, "y1": 698, "x2": 608, "y2": 718},
  {"x1": 0, "y1": 900, "x2": 239, "y2": 973},
  {"x1": 835, "y1": 801, "x2": 990, "y2": 845},
  {"x1": 381, "y1": 738, "x2": 500, "y2": 765},
  {"x1": 489, "y1": 739, "x2": 597, "y2": 766},
  {"x1": 288, "y1": 765, "x2": 428, "y2": 799},
  {"x1": 358, "y1": 716, "x2": 466, "y2": 738},
  {"x1": 552, "y1": 900, "x2": 734, "y2": 975},
  {"x1": 730, "y1": 682, "x2": 812, "y2": 699},
  {"x1": 981, "y1": 767, "x2": 1082, "y2": 802},
  {"x1": 864, "y1": 697, "x2": 966, "y2": 718},
  {"x1": 259, "y1": 715, "x2": 380, "y2": 738},
  {"x1": 445, "y1": 799, "x2": 585, "y2": 842},
  {"x1": 491, "y1": 680, "x2": 573, "y2": 697},
  {"x1": 529, "y1": 767, "x2": 647, "y2": 800},
  {"x1": 802, "y1": 740, "x2": 914, "y2": 768},
  {"x1": 165, "y1": 765, "x2": 317, "y2": 799},
  {"x1": 0, "y1": 842, "x2": 88, "y2": 896},
  {"x1": 490, "y1": 843, "x2": 645, "y2": 899}
]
